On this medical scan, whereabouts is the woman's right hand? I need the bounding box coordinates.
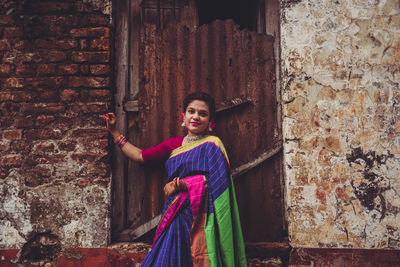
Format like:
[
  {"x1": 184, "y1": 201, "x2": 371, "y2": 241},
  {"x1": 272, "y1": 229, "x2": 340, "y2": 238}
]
[
  {"x1": 104, "y1": 112, "x2": 117, "y2": 135},
  {"x1": 163, "y1": 178, "x2": 187, "y2": 197},
  {"x1": 104, "y1": 112, "x2": 144, "y2": 162},
  {"x1": 164, "y1": 180, "x2": 178, "y2": 198}
]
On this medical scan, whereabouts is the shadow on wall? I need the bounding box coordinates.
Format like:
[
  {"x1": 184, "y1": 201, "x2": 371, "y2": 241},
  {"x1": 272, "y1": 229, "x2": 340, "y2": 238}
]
[
  {"x1": 18, "y1": 232, "x2": 61, "y2": 265},
  {"x1": 347, "y1": 147, "x2": 394, "y2": 221}
]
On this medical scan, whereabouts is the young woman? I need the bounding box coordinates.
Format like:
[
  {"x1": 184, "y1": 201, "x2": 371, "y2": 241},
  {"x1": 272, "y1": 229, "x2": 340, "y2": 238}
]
[{"x1": 105, "y1": 92, "x2": 246, "y2": 266}]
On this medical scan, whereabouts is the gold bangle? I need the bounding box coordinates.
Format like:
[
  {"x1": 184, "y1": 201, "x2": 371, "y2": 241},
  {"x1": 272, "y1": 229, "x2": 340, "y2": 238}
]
[{"x1": 114, "y1": 135, "x2": 125, "y2": 145}]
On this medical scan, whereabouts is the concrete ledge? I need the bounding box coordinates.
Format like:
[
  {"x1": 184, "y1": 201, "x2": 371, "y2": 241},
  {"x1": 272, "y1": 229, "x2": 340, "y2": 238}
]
[
  {"x1": 0, "y1": 243, "x2": 151, "y2": 267},
  {"x1": 4, "y1": 245, "x2": 397, "y2": 267},
  {"x1": 289, "y1": 247, "x2": 400, "y2": 267}
]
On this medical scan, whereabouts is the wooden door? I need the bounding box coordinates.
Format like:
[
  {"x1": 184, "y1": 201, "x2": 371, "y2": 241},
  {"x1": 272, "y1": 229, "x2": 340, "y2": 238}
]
[{"x1": 113, "y1": 0, "x2": 285, "y2": 245}]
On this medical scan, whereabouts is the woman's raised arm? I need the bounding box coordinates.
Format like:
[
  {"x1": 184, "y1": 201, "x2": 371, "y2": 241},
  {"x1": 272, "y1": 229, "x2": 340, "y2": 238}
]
[{"x1": 105, "y1": 113, "x2": 144, "y2": 163}]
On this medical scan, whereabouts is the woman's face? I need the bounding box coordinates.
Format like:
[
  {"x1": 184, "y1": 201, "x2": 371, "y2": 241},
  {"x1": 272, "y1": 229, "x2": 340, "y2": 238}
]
[{"x1": 184, "y1": 100, "x2": 211, "y2": 136}]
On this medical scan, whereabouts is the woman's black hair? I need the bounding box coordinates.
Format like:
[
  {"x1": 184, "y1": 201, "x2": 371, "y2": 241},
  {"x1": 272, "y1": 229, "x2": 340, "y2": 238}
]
[{"x1": 183, "y1": 92, "x2": 216, "y2": 119}]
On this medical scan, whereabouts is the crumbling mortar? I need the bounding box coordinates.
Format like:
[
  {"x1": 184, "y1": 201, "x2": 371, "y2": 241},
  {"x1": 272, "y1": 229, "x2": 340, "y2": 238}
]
[
  {"x1": 0, "y1": 213, "x2": 29, "y2": 245},
  {"x1": 333, "y1": 196, "x2": 349, "y2": 238}
]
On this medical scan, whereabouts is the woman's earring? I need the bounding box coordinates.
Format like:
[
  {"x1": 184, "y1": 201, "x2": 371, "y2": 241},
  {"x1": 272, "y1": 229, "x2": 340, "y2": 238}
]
[
  {"x1": 209, "y1": 121, "x2": 216, "y2": 131},
  {"x1": 180, "y1": 113, "x2": 185, "y2": 127}
]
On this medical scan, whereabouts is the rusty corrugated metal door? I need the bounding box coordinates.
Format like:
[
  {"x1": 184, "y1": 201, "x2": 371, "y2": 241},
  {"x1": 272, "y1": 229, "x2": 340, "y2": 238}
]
[{"x1": 122, "y1": 19, "x2": 284, "y2": 242}]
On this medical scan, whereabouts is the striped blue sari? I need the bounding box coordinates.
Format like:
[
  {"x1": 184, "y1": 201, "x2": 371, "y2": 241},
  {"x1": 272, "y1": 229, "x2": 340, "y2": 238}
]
[{"x1": 141, "y1": 136, "x2": 246, "y2": 267}]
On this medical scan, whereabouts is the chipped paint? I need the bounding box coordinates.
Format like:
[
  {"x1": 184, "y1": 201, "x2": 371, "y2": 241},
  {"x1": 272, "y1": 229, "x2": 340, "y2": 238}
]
[
  {"x1": 0, "y1": 171, "x2": 32, "y2": 249},
  {"x1": 0, "y1": 179, "x2": 110, "y2": 249},
  {"x1": 281, "y1": 0, "x2": 400, "y2": 249},
  {"x1": 83, "y1": 0, "x2": 112, "y2": 20}
]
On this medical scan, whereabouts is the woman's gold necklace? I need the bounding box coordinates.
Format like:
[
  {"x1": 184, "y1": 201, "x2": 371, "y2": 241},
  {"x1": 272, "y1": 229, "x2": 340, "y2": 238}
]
[{"x1": 184, "y1": 134, "x2": 205, "y2": 143}]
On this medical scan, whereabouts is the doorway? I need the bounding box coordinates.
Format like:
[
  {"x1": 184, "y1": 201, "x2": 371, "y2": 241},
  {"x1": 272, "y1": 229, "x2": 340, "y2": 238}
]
[{"x1": 112, "y1": 0, "x2": 286, "y2": 249}]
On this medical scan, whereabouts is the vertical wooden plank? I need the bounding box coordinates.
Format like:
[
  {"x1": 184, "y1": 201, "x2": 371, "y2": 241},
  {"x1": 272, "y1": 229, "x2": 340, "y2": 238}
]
[
  {"x1": 257, "y1": 0, "x2": 266, "y2": 34},
  {"x1": 264, "y1": 0, "x2": 280, "y2": 38},
  {"x1": 112, "y1": 0, "x2": 130, "y2": 237},
  {"x1": 265, "y1": 0, "x2": 286, "y2": 237},
  {"x1": 181, "y1": 0, "x2": 198, "y2": 29},
  {"x1": 172, "y1": 0, "x2": 176, "y2": 20},
  {"x1": 130, "y1": 0, "x2": 142, "y2": 99},
  {"x1": 265, "y1": 0, "x2": 281, "y2": 134}
]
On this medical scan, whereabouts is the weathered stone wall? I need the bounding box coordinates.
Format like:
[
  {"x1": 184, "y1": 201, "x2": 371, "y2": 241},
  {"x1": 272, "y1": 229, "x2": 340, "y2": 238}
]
[
  {"x1": 0, "y1": 0, "x2": 112, "y2": 250},
  {"x1": 281, "y1": 0, "x2": 400, "y2": 248}
]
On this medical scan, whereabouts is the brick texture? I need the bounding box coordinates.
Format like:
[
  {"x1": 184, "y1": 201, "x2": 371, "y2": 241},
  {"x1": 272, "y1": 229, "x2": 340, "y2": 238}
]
[{"x1": 0, "y1": 0, "x2": 112, "y2": 250}]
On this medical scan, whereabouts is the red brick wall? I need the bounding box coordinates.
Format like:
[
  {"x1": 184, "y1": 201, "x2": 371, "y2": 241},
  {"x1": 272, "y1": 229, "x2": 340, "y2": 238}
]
[
  {"x1": 0, "y1": 0, "x2": 113, "y2": 249},
  {"x1": 1, "y1": 0, "x2": 112, "y2": 186}
]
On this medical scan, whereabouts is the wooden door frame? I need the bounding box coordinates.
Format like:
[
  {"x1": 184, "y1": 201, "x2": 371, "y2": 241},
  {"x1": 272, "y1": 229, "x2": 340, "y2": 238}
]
[{"x1": 112, "y1": 0, "x2": 130, "y2": 236}]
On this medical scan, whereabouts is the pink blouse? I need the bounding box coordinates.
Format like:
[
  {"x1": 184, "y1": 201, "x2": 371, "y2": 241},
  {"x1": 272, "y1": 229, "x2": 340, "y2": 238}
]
[{"x1": 141, "y1": 136, "x2": 185, "y2": 163}]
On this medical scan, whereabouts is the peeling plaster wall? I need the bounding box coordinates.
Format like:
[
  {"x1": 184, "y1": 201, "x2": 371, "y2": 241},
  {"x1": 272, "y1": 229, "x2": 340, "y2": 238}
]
[
  {"x1": 0, "y1": 0, "x2": 113, "y2": 250},
  {"x1": 83, "y1": 0, "x2": 112, "y2": 21},
  {"x1": 281, "y1": 0, "x2": 400, "y2": 248}
]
